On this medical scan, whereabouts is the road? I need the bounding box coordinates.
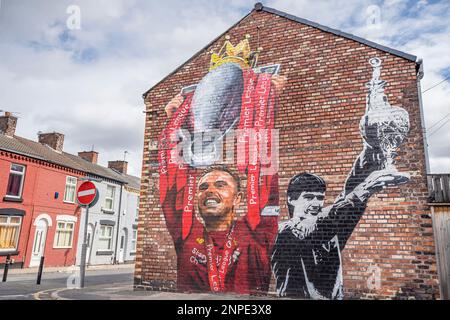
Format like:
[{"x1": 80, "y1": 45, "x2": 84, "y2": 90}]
[
  {"x1": 0, "y1": 267, "x2": 280, "y2": 300},
  {"x1": 0, "y1": 267, "x2": 134, "y2": 300}
]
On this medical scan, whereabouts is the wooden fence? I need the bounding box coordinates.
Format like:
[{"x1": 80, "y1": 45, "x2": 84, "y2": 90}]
[{"x1": 428, "y1": 174, "x2": 450, "y2": 203}]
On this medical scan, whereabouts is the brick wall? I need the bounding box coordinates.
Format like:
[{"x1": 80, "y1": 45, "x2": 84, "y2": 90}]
[{"x1": 135, "y1": 9, "x2": 439, "y2": 299}]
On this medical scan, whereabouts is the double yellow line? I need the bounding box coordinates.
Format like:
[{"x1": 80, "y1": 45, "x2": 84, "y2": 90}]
[{"x1": 33, "y1": 288, "x2": 70, "y2": 300}]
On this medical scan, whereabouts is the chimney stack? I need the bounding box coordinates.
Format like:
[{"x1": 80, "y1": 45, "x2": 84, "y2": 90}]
[
  {"x1": 0, "y1": 112, "x2": 18, "y2": 137},
  {"x1": 78, "y1": 151, "x2": 99, "y2": 164},
  {"x1": 108, "y1": 160, "x2": 128, "y2": 174},
  {"x1": 38, "y1": 132, "x2": 65, "y2": 152}
]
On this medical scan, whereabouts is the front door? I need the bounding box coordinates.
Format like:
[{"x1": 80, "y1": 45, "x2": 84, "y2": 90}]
[
  {"x1": 30, "y1": 219, "x2": 48, "y2": 267},
  {"x1": 86, "y1": 224, "x2": 94, "y2": 265},
  {"x1": 118, "y1": 228, "x2": 127, "y2": 263}
]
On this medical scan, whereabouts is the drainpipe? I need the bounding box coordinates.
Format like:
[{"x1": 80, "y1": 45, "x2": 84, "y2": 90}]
[
  {"x1": 22, "y1": 204, "x2": 35, "y2": 268},
  {"x1": 23, "y1": 167, "x2": 40, "y2": 268},
  {"x1": 113, "y1": 183, "x2": 124, "y2": 264},
  {"x1": 416, "y1": 58, "x2": 431, "y2": 174}
]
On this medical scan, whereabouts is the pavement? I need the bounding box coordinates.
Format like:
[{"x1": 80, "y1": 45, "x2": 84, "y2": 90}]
[
  {"x1": 45, "y1": 284, "x2": 274, "y2": 300},
  {"x1": 0, "y1": 264, "x2": 134, "y2": 300},
  {"x1": 6, "y1": 262, "x2": 133, "y2": 275},
  {"x1": 0, "y1": 264, "x2": 277, "y2": 300}
]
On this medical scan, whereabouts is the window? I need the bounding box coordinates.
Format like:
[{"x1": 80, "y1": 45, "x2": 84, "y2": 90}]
[
  {"x1": 135, "y1": 196, "x2": 140, "y2": 220},
  {"x1": 99, "y1": 225, "x2": 113, "y2": 250},
  {"x1": 131, "y1": 229, "x2": 137, "y2": 252},
  {"x1": 63, "y1": 176, "x2": 77, "y2": 203},
  {"x1": 6, "y1": 164, "x2": 26, "y2": 198},
  {"x1": 53, "y1": 221, "x2": 74, "y2": 248},
  {"x1": 0, "y1": 216, "x2": 22, "y2": 252},
  {"x1": 103, "y1": 185, "x2": 116, "y2": 211}
]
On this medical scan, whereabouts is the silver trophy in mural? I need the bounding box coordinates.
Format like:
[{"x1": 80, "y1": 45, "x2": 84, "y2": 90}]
[
  {"x1": 185, "y1": 62, "x2": 244, "y2": 167},
  {"x1": 182, "y1": 35, "x2": 261, "y2": 167},
  {"x1": 360, "y1": 57, "x2": 410, "y2": 173}
]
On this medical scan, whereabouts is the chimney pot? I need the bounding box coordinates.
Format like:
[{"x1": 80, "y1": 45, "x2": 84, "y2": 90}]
[
  {"x1": 38, "y1": 132, "x2": 65, "y2": 152},
  {"x1": 0, "y1": 112, "x2": 18, "y2": 137},
  {"x1": 108, "y1": 160, "x2": 128, "y2": 174},
  {"x1": 78, "y1": 151, "x2": 99, "y2": 164}
]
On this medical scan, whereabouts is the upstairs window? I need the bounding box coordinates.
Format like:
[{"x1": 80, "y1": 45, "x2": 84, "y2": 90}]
[
  {"x1": 104, "y1": 185, "x2": 116, "y2": 211},
  {"x1": 135, "y1": 196, "x2": 140, "y2": 220},
  {"x1": 6, "y1": 164, "x2": 26, "y2": 198},
  {"x1": 63, "y1": 176, "x2": 77, "y2": 203}
]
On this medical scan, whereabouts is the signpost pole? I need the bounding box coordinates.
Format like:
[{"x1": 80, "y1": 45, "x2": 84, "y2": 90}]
[
  {"x1": 79, "y1": 204, "x2": 89, "y2": 288},
  {"x1": 76, "y1": 180, "x2": 97, "y2": 289}
]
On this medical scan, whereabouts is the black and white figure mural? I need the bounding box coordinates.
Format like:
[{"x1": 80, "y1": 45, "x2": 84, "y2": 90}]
[{"x1": 270, "y1": 57, "x2": 411, "y2": 299}]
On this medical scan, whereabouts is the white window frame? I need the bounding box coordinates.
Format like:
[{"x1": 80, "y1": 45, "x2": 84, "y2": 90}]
[
  {"x1": 131, "y1": 229, "x2": 137, "y2": 253},
  {"x1": 103, "y1": 185, "x2": 116, "y2": 212},
  {"x1": 6, "y1": 163, "x2": 26, "y2": 199},
  {"x1": 0, "y1": 216, "x2": 22, "y2": 252},
  {"x1": 53, "y1": 220, "x2": 75, "y2": 249},
  {"x1": 135, "y1": 196, "x2": 140, "y2": 220},
  {"x1": 63, "y1": 176, "x2": 77, "y2": 203},
  {"x1": 98, "y1": 225, "x2": 113, "y2": 251}
]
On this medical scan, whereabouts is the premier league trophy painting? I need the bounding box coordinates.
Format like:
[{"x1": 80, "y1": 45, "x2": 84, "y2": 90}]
[{"x1": 157, "y1": 34, "x2": 285, "y2": 294}]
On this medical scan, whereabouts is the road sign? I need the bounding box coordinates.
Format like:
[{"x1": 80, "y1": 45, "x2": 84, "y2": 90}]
[{"x1": 77, "y1": 181, "x2": 97, "y2": 206}]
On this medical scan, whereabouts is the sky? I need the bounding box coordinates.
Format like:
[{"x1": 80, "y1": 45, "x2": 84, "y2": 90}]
[{"x1": 0, "y1": 0, "x2": 449, "y2": 176}]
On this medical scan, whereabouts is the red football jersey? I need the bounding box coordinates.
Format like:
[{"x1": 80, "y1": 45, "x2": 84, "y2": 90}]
[{"x1": 162, "y1": 186, "x2": 278, "y2": 294}]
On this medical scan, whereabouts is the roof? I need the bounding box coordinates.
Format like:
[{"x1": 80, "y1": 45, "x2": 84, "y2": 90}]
[
  {"x1": 143, "y1": 3, "x2": 418, "y2": 99},
  {"x1": 119, "y1": 173, "x2": 141, "y2": 191},
  {"x1": 0, "y1": 134, "x2": 127, "y2": 183},
  {"x1": 260, "y1": 5, "x2": 417, "y2": 62}
]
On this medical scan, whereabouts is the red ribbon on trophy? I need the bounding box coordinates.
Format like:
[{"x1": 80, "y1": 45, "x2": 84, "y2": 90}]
[
  {"x1": 204, "y1": 223, "x2": 236, "y2": 292},
  {"x1": 158, "y1": 92, "x2": 196, "y2": 240},
  {"x1": 158, "y1": 68, "x2": 279, "y2": 238}
]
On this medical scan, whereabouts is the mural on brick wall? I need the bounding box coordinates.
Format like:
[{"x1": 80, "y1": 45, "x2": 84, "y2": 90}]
[
  {"x1": 157, "y1": 30, "x2": 411, "y2": 298},
  {"x1": 158, "y1": 35, "x2": 286, "y2": 294},
  {"x1": 271, "y1": 57, "x2": 411, "y2": 299}
]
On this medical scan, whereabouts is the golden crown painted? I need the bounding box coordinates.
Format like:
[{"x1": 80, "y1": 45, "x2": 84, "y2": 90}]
[{"x1": 209, "y1": 34, "x2": 261, "y2": 71}]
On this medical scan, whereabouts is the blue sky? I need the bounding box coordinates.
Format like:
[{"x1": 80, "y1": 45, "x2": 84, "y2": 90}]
[{"x1": 0, "y1": 0, "x2": 449, "y2": 175}]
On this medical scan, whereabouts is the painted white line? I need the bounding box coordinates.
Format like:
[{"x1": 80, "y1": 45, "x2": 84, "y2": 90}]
[{"x1": 78, "y1": 189, "x2": 95, "y2": 197}]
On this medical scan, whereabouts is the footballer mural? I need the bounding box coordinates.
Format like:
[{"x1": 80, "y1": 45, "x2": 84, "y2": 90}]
[
  {"x1": 271, "y1": 57, "x2": 411, "y2": 299},
  {"x1": 157, "y1": 35, "x2": 285, "y2": 294},
  {"x1": 157, "y1": 30, "x2": 411, "y2": 298}
]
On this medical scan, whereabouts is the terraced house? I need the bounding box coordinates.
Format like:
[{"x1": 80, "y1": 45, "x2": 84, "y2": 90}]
[{"x1": 0, "y1": 111, "x2": 140, "y2": 268}]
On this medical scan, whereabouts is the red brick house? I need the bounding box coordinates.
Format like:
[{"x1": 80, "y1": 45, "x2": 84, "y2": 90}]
[
  {"x1": 135, "y1": 3, "x2": 439, "y2": 299},
  {"x1": 0, "y1": 112, "x2": 130, "y2": 268},
  {"x1": 0, "y1": 114, "x2": 84, "y2": 267}
]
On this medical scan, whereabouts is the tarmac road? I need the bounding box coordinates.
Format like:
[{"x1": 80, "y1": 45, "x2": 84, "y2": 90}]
[
  {"x1": 0, "y1": 265, "x2": 281, "y2": 300},
  {"x1": 0, "y1": 267, "x2": 134, "y2": 300}
]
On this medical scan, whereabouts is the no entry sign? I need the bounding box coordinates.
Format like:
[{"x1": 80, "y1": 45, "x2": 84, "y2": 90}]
[{"x1": 77, "y1": 181, "x2": 97, "y2": 206}]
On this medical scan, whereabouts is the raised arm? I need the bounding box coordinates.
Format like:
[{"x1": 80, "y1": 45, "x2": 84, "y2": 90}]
[
  {"x1": 320, "y1": 57, "x2": 411, "y2": 249},
  {"x1": 161, "y1": 185, "x2": 184, "y2": 244}
]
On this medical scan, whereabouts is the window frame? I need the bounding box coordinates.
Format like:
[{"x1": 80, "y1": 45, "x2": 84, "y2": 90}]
[
  {"x1": 131, "y1": 229, "x2": 137, "y2": 253},
  {"x1": 135, "y1": 196, "x2": 140, "y2": 220},
  {"x1": 98, "y1": 225, "x2": 114, "y2": 251},
  {"x1": 5, "y1": 163, "x2": 26, "y2": 199},
  {"x1": 103, "y1": 185, "x2": 116, "y2": 211},
  {"x1": 0, "y1": 215, "x2": 23, "y2": 252},
  {"x1": 63, "y1": 176, "x2": 77, "y2": 203},
  {"x1": 53, "y1": 220, "x2": 75, "y2": 249}
]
